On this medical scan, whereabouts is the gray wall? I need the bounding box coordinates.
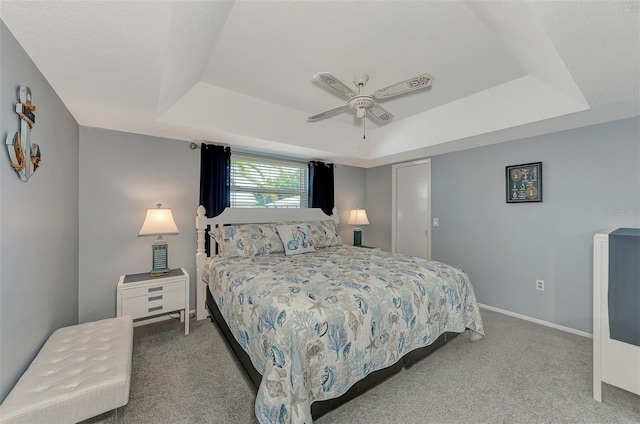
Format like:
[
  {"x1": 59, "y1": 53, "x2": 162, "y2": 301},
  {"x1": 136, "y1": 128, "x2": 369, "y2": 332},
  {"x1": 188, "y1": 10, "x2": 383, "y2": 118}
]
[
  {"x1": 334, "y1": 165, "x2": 367, "y2": 245},
  {"x1": 429, "y1": 117, "x2": 640, "y2": 333},
  {"x1": 0, "y1": 21, "x2": 79, "y2": 401},
  {"x1": 365, "y1": 165, "x2": 392, "y2": 251},
  {"x1": 78, "y1": 128, "x2": 367, "y2": 322},
  {"x1": 78, "y1": 127, "x2": 200, "y2": 323}
]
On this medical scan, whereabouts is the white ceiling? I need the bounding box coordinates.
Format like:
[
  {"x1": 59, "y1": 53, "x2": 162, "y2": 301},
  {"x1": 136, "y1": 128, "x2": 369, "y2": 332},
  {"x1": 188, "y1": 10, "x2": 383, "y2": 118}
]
[{"x1": 1, "y1": 0, "x2": 638, "y2": 168}]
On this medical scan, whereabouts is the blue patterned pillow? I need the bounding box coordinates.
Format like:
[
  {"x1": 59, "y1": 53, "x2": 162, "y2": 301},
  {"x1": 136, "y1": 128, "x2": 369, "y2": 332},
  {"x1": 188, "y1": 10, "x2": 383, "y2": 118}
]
[
  {"x1": 316, "y1": 220, "x2": 342, "y2": 247},
  {"x1": 212, "y1": 223, "x2": 284, "y2": 258},
  {"x1": 283, "y1": 220, "x2": 342, "y2": 248},
  {"x1": 276, "y1": 224, "x2": 316, "y2": 256}
]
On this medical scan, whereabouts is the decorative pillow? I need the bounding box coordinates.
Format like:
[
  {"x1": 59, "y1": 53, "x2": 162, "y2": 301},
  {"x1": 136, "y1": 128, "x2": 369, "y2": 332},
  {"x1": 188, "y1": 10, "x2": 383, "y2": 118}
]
[
  {"x1": 285, "y1": 220, "x2": 342, "y2": 248},
  {"x1": 211, "y1": 223, "x2": 284, "y2": 258},
  {"x1": 276, "y1": 224, "x2": 316, "y2": 256},
  {"x1": 317, "y1": 220, "x2": 342, "y2": 247}
]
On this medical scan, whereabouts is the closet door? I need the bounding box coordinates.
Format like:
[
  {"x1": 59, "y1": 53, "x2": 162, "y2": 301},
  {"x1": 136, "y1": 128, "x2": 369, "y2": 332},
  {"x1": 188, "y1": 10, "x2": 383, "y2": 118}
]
[{"x1": 392, "y1": 159, "x2": 431, "y2": 259}]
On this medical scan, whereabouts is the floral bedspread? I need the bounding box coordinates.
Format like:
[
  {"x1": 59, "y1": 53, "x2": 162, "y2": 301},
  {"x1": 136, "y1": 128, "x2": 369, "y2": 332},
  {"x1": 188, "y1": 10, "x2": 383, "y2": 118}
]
[{"x1": 205, "y1": 246, "x2": 484, "y2": 424}]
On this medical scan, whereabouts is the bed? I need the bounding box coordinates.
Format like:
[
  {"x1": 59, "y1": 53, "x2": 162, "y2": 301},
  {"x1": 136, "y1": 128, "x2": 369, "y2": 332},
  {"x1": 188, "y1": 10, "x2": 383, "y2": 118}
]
[{"x1": 195, "y1": 206, "x2": 484, "y2": 424}]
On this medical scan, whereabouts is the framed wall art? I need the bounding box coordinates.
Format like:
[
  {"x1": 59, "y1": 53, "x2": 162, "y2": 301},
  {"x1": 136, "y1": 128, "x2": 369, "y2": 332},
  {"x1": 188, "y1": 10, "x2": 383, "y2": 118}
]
[{"x1": 506, "y1": 162, "x2": 542, "y2": 203}]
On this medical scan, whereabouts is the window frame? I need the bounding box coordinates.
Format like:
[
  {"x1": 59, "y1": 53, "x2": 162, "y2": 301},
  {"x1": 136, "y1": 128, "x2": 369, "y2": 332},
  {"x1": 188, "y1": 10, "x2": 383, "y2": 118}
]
[{"x1": 230, "y1": 154, "x2": 308, "y2": 209}]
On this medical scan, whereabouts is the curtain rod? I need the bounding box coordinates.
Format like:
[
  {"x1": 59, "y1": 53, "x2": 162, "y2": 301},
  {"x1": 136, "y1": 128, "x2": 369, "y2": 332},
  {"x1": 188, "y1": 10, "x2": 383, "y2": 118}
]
[{"x1": 188, "y1": 142, "x2": 335, "y2": 166}]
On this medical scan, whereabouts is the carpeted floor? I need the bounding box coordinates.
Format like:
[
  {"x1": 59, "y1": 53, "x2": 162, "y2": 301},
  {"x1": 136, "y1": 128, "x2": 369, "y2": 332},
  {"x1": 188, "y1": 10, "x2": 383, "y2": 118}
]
[{"x1": 87, "y1": 309, "x2": 640, "y2": 423}]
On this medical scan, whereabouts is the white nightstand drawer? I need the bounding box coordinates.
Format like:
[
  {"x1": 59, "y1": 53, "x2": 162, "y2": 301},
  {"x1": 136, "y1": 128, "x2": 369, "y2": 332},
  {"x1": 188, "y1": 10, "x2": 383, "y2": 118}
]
[
  {"x1": 121, "y1": 290, "x2": 185, "y2": 319},
  {"x1": 117, "y1": 268, "x2": 189, "y2": 335},
  {"x1": 121, "y1": 280, "x2": 184, "y2": 299}
]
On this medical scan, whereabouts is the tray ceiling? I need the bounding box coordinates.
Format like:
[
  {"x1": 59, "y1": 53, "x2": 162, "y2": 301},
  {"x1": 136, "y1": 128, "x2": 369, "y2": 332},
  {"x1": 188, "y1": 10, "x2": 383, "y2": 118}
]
[{"x1": 1, "y1": 1, "x2": 638, "y2": 167}]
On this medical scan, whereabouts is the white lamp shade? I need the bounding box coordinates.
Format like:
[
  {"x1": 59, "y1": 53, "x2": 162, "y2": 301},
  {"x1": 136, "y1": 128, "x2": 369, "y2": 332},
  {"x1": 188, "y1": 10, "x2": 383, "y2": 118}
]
[
  {"x1": 347, "y1": 209, "x2": 370, "y2": 226},
  {"x1": 138, "y1": 207, "x2": 179, "y2": 236}
]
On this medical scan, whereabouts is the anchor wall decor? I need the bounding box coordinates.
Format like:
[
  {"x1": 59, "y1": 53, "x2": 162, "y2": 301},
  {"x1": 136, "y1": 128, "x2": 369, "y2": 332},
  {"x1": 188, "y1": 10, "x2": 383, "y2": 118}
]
[{"x1": 6, "y1": 86, "x2": 41, "y2": 181}]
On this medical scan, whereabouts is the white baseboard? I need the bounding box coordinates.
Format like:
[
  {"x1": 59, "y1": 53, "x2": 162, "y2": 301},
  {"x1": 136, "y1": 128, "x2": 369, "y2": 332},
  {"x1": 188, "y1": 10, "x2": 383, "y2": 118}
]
[
  {"x1": 134, "y1": 305, "x2": 593, "y2": 338},
  {"x1": 132, "y1": 309, "x2": 197, "y2": 327},
  {"x1": 478, "y1": 303, "x2": 592, "y2": 339}
]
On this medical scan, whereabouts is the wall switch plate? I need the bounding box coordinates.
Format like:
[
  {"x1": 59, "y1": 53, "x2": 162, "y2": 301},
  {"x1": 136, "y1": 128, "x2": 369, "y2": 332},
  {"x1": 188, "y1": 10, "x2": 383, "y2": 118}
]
[
  {"x1": 536, "y1": 279, "x2": 545, "y2": 291},
  {"x1": 433, "y1": 218, "x2": 439, "y2": 227}
]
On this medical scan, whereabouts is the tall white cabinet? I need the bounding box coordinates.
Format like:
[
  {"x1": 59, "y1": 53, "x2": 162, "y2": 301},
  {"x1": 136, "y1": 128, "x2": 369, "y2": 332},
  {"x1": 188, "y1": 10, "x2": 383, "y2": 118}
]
[{"x1": 593, "y1": 229, "x2": 640, "y2": 401}]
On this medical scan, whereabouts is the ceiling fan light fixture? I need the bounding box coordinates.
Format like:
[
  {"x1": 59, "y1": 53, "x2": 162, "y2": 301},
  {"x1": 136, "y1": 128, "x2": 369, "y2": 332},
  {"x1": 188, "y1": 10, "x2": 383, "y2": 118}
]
[{"x1": 356, "y1": 107, "x2": 366, "y2": 118}]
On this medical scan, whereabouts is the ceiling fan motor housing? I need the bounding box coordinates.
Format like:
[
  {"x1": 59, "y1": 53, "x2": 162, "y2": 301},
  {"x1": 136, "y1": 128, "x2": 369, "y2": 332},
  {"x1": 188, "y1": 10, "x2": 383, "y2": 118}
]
[{"x1": 348, "y1": 95, "x2": 376, "y2": 117}]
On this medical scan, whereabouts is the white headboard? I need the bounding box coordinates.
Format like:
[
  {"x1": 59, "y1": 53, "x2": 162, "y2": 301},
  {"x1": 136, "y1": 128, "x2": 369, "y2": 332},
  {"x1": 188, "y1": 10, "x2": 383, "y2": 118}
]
[{"x1": 195, "y1": 206, "x2": 336, "y2": 320}]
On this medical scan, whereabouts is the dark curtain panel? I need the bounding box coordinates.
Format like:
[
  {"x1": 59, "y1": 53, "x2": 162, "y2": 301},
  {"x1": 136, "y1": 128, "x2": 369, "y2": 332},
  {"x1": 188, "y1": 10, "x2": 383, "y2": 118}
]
[
  {"x1": 199, "y1": 143, "x2": 231, "y2": 218},
  {"x1": 308, "y1": 161, "x2": 335, "y2": 215}
]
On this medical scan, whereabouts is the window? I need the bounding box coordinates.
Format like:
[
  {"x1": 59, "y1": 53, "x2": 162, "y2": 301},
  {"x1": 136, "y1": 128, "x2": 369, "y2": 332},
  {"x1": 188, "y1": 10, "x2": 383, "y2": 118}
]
[{"x1": 230, "y1": 154, "x2": 308, "y2": 208}]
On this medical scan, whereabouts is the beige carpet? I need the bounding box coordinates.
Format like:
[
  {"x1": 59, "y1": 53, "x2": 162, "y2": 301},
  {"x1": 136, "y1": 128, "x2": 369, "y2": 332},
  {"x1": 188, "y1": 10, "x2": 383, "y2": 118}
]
[{"x1": 86, "y1": 309, "x2": 640, "y2": 423}]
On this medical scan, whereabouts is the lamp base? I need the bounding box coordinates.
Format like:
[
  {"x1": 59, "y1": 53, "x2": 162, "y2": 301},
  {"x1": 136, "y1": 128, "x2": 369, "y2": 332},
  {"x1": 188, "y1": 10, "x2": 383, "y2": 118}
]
[
  {"x1": 150, "y1": 239, "x2": 170, "y2": 277},
  {"x1": 353, "y1": 230, "x2": 362, "y2": 247}
]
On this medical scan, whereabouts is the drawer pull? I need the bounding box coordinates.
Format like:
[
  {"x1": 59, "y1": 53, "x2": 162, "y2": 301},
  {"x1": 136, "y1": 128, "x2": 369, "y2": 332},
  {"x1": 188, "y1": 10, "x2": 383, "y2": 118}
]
[
  {"x1": 148, "y1": 295, "x2": 163, "y2": 302},
  {"x1": 148, "y1": 306, "x2": 163, "y2": 313},
  {"x1": 148, "y1": 287, "x2": 163, "y2": 293}
]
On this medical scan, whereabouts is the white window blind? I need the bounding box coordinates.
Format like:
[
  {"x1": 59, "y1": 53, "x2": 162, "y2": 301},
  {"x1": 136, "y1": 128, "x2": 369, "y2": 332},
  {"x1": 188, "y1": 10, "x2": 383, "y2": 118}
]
[{"x1": 230, "y1": 154, "x2": 308, "y2": 208}]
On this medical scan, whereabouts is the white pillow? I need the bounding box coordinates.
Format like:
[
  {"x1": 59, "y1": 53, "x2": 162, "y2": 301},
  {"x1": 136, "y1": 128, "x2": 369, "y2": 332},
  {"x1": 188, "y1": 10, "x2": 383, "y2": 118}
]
[{"x1": 276, "y1": 224, "x2": 316, "y2": 256}]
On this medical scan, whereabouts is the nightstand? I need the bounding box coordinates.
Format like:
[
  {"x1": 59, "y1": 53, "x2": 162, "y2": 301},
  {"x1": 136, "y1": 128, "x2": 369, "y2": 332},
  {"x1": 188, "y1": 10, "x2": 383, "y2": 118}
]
[{"x1": 117, "y1": 268, "x2": 189, "y2": 335}]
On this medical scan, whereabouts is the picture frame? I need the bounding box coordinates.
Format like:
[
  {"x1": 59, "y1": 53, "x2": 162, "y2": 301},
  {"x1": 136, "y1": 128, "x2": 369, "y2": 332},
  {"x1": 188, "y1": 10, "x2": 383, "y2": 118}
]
[{"x1": 506, "y1": 162, "x2": 542, "y2": 203}]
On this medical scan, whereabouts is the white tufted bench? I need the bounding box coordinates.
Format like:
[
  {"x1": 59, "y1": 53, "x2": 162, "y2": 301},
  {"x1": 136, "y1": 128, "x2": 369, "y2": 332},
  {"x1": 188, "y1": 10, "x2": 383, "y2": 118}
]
[{"x1": 0, "y1": 316, "x2": 133, "y2": 424}]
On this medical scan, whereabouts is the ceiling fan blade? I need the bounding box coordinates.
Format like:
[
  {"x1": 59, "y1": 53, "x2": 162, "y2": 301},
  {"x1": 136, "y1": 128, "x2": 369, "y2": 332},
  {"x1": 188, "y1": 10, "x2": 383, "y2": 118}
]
[
  {"x1": 372, "y1": 73, "x2": 433, "y2": 100},
  {"x1": 308, "y1": 105, "x2": 348, "y2": 121},
  {"x1": 313, "y1": 73, "x2": 357, "y2": 98},
  {"x1": 369, "y1": 104, "x2": 394, "y2": 122}
]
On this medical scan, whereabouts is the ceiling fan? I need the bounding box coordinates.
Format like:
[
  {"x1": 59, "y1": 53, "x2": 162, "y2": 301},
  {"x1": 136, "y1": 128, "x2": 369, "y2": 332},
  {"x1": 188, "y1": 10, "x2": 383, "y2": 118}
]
[{"x1": 307, "y1": 72, "x2": 433, "y2": 126}]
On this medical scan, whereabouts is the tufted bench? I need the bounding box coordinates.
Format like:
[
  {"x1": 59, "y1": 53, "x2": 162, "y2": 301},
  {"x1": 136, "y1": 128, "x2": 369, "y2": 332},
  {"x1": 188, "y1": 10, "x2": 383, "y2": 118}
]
[{"x1": 0, "y1": 316, "x2": 133, "y2": 424}]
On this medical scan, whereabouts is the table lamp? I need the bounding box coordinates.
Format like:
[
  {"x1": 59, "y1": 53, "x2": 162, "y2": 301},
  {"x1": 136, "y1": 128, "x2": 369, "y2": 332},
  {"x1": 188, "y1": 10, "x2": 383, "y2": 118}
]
[
  {"x1": 138, "y1": 204, "x2": 179, "y2": 277},
  {"x1": 347, "y1": 207, "x2": 369, "y2": 246}
]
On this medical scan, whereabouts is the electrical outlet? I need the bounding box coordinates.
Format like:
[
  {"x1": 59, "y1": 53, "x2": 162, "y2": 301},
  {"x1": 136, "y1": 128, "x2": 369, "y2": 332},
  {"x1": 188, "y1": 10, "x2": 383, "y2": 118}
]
[{"x1": 536, "y1": 279, "x2": 545, "y2": 291}]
